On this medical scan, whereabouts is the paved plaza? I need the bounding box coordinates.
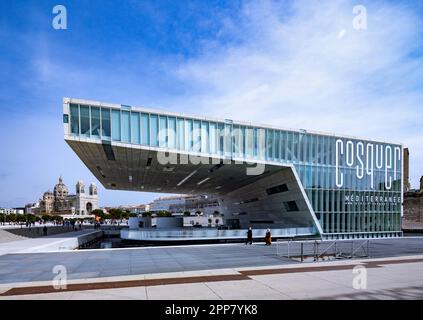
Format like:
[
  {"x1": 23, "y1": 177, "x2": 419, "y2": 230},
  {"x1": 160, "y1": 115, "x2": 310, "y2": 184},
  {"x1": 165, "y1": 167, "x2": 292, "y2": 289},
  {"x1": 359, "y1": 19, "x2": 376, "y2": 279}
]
[
  {"x1": 0, "y1": 237, "x2": 423, "y2": 299},
  {"x1": 0, "y1": 237, "x2": 422, "y2": 283},
  {"x1": 0, "y1": 255, "x2": 422, "y2": 300}
]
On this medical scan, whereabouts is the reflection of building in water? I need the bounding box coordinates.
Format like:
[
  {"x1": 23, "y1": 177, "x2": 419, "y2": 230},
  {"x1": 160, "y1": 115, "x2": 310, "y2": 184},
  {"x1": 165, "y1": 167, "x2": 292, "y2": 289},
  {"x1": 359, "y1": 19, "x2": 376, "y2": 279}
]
[{"x1": 31, "y1": 177, "x2": 99, "y2": 216}]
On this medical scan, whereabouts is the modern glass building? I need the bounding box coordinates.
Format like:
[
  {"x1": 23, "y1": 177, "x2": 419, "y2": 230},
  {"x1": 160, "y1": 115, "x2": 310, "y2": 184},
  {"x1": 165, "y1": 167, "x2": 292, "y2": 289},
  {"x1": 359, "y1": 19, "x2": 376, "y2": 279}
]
[{"x1": 64, "y1": 98, "x2": 403, "y2": 239}]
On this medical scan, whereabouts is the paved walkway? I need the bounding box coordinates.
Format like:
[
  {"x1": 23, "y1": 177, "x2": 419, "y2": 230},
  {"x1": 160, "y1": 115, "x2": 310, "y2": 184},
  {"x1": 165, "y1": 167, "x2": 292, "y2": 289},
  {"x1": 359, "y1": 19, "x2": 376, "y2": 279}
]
[
  {"x1": 0, "y1": 229, "x2": 101, "y2": 257},
  {"x1": 1, "y1": 237, "x2": 423, "y2": 285},
  {"x1": 1, "y1": 255, "x2": 422, "y2": 299}
]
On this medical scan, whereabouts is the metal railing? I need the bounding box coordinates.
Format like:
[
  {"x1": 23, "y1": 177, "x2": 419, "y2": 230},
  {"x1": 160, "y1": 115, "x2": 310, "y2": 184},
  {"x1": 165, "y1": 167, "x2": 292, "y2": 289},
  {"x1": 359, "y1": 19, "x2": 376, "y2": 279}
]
[{"x1": 276, "y1": 239, "x2": 371, "y2": 262}]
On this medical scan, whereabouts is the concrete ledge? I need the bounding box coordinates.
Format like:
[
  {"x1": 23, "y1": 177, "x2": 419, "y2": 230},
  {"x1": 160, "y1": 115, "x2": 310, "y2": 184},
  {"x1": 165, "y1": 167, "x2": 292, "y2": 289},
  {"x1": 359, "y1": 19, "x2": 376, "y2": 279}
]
[{"x1": 0, "y1": 230, "x2": 103, "y2": 256}]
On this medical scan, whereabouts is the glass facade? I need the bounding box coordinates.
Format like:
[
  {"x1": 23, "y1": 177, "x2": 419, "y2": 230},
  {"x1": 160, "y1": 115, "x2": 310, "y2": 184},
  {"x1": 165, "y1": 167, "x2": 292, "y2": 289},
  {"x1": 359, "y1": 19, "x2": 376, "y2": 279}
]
[{"x1": 67, "y1": 102, "x2": 403, "y2": 239}]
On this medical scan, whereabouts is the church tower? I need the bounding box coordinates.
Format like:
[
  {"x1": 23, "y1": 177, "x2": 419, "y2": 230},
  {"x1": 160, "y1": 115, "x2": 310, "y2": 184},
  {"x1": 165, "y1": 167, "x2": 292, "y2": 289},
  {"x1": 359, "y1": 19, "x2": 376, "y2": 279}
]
[
  {"x1": 89, "y1": 183, "x2": 98, "y2": 196},
  {"x1": 76, "y1": 180, "x2": 85, "y2": 194}
]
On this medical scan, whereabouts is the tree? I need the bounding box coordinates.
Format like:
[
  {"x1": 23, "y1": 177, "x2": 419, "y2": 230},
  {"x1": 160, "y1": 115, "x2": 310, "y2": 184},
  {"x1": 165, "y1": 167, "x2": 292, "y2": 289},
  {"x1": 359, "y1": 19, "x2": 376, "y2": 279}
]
[
  {"x1": 213, "y1": 210, "x2": 220, "y2": 217},
  {"x1": 42, "y1": 214, "x2": 52, "y2": 222},
  {"x1": 195, "y1": 210, "x2": 202, "y2": 216},
  {"x1": 92, "y1": 209, "x2": 106, "y2": 220},
  {"x1": 215, "y1": 218, "x2": 220, "y2": 226},
  {"x1": 156, "y1": 211, "x2": 172, "y2": 217},
  {"x1": 183, "y1": 211, "x2": 191, "y2": 216},
  {"x1": 109, "y1": 208, "x2": 123, "y2": 220}
]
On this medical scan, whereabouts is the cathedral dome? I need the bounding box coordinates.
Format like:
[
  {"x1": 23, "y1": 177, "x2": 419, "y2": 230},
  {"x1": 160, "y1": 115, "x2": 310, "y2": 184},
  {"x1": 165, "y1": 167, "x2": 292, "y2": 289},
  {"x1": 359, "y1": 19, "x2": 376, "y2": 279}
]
[{"x1": 54, "y1": 176, "x2": 69, "y2": 199}]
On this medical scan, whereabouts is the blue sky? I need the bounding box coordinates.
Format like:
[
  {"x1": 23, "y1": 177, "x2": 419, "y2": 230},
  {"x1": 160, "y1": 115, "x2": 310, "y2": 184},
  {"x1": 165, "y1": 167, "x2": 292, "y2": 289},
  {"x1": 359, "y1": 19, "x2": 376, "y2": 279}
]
[{"x1": 0, "y1": 0, "x2": 422, "y2": 207}]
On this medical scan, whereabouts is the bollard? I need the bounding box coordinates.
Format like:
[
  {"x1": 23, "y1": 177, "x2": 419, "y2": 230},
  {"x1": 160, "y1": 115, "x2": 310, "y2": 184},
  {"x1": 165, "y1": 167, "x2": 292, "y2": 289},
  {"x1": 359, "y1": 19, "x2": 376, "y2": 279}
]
[{"x1": 301, "y1": 242, "x2": 304, "y2": 262}]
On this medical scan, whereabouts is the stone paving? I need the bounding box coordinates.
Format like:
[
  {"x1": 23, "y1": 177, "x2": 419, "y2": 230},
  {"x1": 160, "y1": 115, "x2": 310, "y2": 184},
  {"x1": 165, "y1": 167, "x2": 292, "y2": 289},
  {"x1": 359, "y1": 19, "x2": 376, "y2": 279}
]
[
  {"x1": 1, "y1": 255, "x2": 422, "y2": 300},
  {"x1": 1, "y1": 237, "x2": 423, "y2": 285}
]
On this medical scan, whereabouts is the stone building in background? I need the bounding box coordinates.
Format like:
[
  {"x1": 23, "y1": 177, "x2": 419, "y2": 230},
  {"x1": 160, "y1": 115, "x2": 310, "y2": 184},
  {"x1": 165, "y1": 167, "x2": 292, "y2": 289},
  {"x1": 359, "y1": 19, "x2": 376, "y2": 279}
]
[
  {"x1": 403, "y1": 176, "x2": 423, "y2": 230},
  {"x1": 403, "y1": 148, "x2": 411, "y2": 191},
  {"x1": 31, "y1": 177, "x2": 99, "y2": 216}
]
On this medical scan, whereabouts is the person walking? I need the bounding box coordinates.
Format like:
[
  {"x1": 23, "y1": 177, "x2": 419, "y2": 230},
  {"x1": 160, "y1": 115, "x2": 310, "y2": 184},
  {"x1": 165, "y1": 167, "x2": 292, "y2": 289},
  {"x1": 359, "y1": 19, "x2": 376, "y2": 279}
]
[
  {"x1": 265, "y1": 228, "x2": 272, "y2": 245},
  {"x1": 246, "y1": 227, "x2": 253, "y2": 245},
  {"x1": 43, "y1": 225, "x2": 48, "y2": 236}
]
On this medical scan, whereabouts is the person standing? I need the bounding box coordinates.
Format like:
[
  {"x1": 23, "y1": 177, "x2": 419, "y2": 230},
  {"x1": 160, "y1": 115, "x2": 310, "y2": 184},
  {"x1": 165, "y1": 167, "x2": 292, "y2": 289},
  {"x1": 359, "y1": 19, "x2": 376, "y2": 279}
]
[
  {"x1": 265, "y1": 228, "x2": 272, "y2": 245},
  {"x1": 246, "y1": 227, "x2": 253, "y2": 245}
]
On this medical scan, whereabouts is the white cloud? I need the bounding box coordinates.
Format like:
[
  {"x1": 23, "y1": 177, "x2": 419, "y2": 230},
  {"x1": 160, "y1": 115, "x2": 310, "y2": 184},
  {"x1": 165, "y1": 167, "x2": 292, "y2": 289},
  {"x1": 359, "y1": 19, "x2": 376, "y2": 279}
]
[{"x1": 171, "y1": 0, "x2": 423, "y2": 187}]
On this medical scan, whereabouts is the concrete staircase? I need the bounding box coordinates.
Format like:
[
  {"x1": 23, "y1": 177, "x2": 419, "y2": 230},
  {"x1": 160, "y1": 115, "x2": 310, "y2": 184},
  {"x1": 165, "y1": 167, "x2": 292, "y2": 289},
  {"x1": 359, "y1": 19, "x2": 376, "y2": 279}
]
[{"x1": 0, "y1": 229, "x2": 28, "y2": 243}]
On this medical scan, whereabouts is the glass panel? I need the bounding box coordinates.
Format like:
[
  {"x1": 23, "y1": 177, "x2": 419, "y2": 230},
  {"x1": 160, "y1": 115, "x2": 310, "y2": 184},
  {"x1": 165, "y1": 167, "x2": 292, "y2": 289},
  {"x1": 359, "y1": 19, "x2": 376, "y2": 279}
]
[
  {"x1": 245, "y1": 127, "x2": 253, "y2": 158},
  {"x1": 150, "y1": 114, "x2": 158, "y2": 147},
  {"x1": 252, "y1": 128, "x2": 258, "y2": 157},
  {"x1": 121, "y1": 111, "x2": 130, "y2": 143},
  {"x1": 80, "y1": 105, "x2": 90, "y2": 136},
  {"x1": 141, "y1": 113, "x2": 150, "y2": 145},
  {"x1": 177, "y1": 118, "x2": 184, "y2": 150},
  {"x1": 225, "y1": 124, "x2": 232, "y2": 157},
  {"x1": 70, "y1": 104, "x2": 79, "y2": 135},
  {"x1": 218, "y1": 123, "x2": 225, "y2": 156},
  {"x1": 209, "y1": 122, "x2": 217, "y2": 154},
  {"x1": 159, "y1": 116, "x2": 167, "y2": 148},
  {"x1": 101, "y1": 108, "x2": 110, "y2": 139},
  {"x1": 168, "y1": 117, "x2": 176, "y2": 149},
  {"x1": 193, "y1": 120, "x2": 201, "y2": 152},
  {"x1": 201, "y1": 121, "x2": 209, "y2": 153},
  {"x1": 131, "y1": 112, "x2": 140, "y2": 144},
  {"x1": 275, "y1": 130, "x2": 280, "y2": 160},
  {"x1": 267, "y1": 129, "x2": 273, "y2": 160},
  {"x1": 90, "y1": 107, "x2": 101, "y2": 137},
  {"x1": 257, "y1": 128, "x2": 265, "y2": 160},
  {"x1": 184, "y1": 119, "x2": 193, "y2": 151},
  {"x1": 111, "y1": 110, "x2": 121, "y2": 141}
]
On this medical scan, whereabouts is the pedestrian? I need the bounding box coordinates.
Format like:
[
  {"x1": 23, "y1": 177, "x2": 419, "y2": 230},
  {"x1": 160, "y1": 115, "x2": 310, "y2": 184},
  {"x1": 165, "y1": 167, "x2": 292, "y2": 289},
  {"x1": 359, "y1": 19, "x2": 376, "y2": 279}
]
[
  {"x1": 246, "y1": 227, "x2": 253, "y2": 245},
  {"x1": 43, "y1": 225, "x2": 48, "y2": 236},
  {"x1": 265, "y1": 228, "x2": 272, "y2": 245}
]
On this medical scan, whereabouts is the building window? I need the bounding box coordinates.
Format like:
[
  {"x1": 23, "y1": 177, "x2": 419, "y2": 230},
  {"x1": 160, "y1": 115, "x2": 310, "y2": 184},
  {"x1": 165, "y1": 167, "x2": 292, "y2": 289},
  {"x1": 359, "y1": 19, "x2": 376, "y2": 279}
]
[
  {"x1": 111, "y1": 109, "x2": 121, "y2": 141},
  {"x1": 91, "y1": 107, "x2": 101, "y2": 137},
  {"x1": 266, "y1": 184, "x2": 289, "y2": 195},
  {"x1": 101, "y1": 108, "x2": 111, "y2": 139},
  {"x1": 80, "y1": 105, "x2": 90, "y2": 136},
  {"x1": 284, "y1": 201, "x2": 299, "y2": 212},
  {"x1": 131, "y1": 112, "x2": 140, "y2": 144},
  {"x1": 70, "y1": 104, "x2": 79, "y2": 135},
  {"x1": 150, "y1": 114, "x2": 159, "y2": 147},
  {"x1": 168, "y1": 117, "x2": 176, "y2": 149},
  {"x1": 159, "y1": 116, "x2": 167, "y2": 147},
  {"x1": 121, "y1": 111, "x2": 131, "y2": 143},
  {"x1": 141, "y1": 113, "x2": 149, "y2": 145}
]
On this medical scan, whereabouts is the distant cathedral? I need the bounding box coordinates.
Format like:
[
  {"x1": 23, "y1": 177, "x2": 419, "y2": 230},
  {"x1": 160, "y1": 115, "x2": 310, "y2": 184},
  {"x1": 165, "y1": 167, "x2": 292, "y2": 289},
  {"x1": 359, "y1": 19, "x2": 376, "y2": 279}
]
[{"x1": 33, "y1": 177, "x2": 99, "y2": 216}]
